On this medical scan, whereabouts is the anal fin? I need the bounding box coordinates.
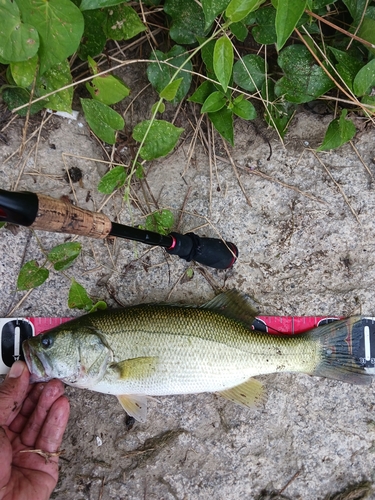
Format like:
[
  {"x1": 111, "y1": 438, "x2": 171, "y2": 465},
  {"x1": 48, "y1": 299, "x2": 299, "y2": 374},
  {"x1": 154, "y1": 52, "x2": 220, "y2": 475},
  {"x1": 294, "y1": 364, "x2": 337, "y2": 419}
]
[
  {"x1": 218, "y1": 378, "x2": 266, "y2": 408},
  {"x1": 117, "y1": 394, "x2": 148, "y2": 423}
]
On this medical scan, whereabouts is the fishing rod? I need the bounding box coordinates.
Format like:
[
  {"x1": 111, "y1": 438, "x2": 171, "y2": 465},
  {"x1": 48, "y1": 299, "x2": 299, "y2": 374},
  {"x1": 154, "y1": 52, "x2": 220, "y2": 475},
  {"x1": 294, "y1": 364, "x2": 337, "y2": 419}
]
[{"x1": 0, "y1": 188, "x2": 238, "y2": 269}]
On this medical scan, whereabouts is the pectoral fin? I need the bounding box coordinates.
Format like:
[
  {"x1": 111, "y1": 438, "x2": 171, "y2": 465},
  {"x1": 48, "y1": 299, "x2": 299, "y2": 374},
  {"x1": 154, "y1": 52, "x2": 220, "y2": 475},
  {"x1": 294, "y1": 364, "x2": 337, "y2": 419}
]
[
  {"x1": 113, "y1": 356, "x2": 158, "y2": 380},
  {"x1": 218, "y1": 378, "x2": 266, "y2": 408},
  {"x1": 117, "y1": 394, "x2": 148, "y2": 423}
]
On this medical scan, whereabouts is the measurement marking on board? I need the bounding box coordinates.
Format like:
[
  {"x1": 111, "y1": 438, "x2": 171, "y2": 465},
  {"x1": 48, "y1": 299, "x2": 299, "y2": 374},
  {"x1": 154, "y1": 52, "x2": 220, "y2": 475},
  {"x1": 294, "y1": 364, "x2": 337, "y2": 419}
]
[
  {"x1": 364, "y1": 326, "x2": 371, "y2": 361},
  {"x1": 14, "y1": 326, "x2": 20, "y2": 361}
]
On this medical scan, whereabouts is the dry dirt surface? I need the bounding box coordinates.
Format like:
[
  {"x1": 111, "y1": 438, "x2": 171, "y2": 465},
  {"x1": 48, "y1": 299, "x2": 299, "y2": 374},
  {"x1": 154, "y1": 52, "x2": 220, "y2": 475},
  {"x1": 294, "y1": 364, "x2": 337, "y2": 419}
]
[{"x1": 1, "y1": 103, "x2": 375, "y2": 500}]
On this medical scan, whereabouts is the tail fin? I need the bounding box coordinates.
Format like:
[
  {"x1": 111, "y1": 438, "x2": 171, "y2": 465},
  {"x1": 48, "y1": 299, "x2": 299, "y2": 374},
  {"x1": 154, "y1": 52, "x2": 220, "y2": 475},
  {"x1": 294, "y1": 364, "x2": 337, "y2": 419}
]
[{"x1": 309, "y1": 317, "x2": 373, "y2": 385}]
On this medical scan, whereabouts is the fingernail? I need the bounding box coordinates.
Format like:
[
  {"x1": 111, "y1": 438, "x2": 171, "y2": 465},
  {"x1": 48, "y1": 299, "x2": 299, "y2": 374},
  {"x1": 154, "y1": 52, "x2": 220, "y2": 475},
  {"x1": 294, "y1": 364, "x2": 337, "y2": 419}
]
[{"x1": 8, "y1": 361, "x2": 25, "y2": 379}]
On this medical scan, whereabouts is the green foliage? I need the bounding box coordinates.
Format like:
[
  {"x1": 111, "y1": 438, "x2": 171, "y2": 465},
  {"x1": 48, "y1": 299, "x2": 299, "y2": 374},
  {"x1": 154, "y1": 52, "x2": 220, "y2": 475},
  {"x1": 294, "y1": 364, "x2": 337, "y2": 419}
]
[
  {"x1": 202, "y1": 0, "x2": 230, "y2": 31},
  {"x1": 233, "y1": 54, "x2": 267, "y2": 92},
  {"x1": 80, "y1": 99, "x2": 125, "y2": 144},
  {"x1": 5, "y1": 0, "x2": 375, "y2": 310},
  {"x1": 275, "y1": 0, "x2": 306, "y2": 50},
  {"x1": 68, "y1": 278, "x2": 107, "y2": 312},
  {"x1": 213, "y1": 37, "x2": 233, "y2": 93},
  {"x1": 317, "y1": 109, "x2": 356, "y2": 151},
  {"x1": 17, "y1": 261, "x2": 49, "y2": 291},
  {"x1": 103, "y1": 4, "x2": 146, "y2": 41},
  {"x1": 226, "y1": 0, "x2": 265, "y2": 23},
  {"x1": 353, "y1": 59, "x2": 375, "y2": 97},
  {"x1": 86, "y1": 57, "x2": 130, "y2": 105},
  {"x1": 132, "y1": 120, "x2": 184, "y2": 160},
  {"x1": 37, "y1": 60, "x2": 73, "y2": 113},
  {"x1": 252, "y1": 7, "x2": 276, "y2": 44},
  {"x1": 147, "y1": 45, "x2": 193, "y2": 104},
  {"x1": 16, "y1": 0, "x2": 84, "y2": 74},
  {"x1": 47, "y1": 242, "x2": 82, "y2": 271},
  {"x1": 0, "y1": 0, "x2": 39, "y2": 63},
  {"x1": 275, "y1": 44, "x2": 334, "y2": 103},
  {"x1": 164, "y1": 0, "x2": 206, "y2": 44},
  {"x1": 2, "y1": 0, "x2": 375, "y2": 151},
  {"x1": 145, "y1": 210, "x2": 175, "y2": 235},
  {"x1": 98, "y1": 166, "x2": 127, "y2": 194}
]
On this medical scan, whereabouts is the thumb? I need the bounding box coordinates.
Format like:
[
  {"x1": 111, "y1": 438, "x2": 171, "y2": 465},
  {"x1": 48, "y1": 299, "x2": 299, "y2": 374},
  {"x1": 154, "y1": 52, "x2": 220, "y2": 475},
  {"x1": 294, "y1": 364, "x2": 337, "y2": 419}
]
[{"x1": 0, "y1": 361, "x2": 30, "y2": 427}]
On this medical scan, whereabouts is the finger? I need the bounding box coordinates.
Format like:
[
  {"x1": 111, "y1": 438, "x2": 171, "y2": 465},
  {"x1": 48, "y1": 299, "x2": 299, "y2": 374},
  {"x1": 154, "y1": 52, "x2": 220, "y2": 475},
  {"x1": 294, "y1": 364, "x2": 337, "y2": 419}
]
[
  {"x1": 21, "y1": 380, "x2": 66, "y2": 448},
  {"x1": 9, "y1": 383, "x2": 45, "y2": 435},
  {"x1": 0, "y1": 361, "x2": 31, "y2": 427},
  {"x1": 35, "y1": 395, "x2": 70, "y2": 453},
  {"x1": 0, "y1": 427, "x2": 12, "y2": 490}
]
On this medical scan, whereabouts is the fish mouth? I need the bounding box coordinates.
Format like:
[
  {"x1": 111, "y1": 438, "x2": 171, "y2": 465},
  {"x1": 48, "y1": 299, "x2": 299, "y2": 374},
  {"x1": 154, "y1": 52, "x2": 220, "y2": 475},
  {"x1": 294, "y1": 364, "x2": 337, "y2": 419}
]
[{"x1": 22, "y1": 340, "x2": 52, "y2": 383}]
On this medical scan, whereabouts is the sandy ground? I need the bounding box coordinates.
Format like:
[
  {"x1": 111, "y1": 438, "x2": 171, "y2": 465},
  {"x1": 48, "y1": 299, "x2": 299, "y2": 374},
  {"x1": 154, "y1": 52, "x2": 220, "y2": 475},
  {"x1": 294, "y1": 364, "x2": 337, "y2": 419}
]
[{"x1": 1, "y1": 98, "x2": 375, "y2": 499}]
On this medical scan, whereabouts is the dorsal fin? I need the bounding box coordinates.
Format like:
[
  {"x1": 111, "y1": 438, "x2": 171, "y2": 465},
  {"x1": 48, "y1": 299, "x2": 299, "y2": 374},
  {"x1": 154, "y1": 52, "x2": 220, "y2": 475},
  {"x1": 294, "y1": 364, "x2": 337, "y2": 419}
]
[{"x1": 201, "y1": 290, "x2": 260, "y2": 330}]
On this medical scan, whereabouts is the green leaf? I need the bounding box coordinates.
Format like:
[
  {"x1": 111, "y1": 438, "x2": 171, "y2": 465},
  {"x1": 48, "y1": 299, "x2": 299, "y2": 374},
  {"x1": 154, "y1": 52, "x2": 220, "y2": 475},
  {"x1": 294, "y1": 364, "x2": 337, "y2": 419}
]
[
  {"x1": 201, "y1": 91, "x2": 227, "y2": 113},
  {"x1": 201, "y1": 0, "x2": 231, "y2": 30},
  {"x1": 353, "y1": 59, "x2": 375, "y2": 96},
  {"x1": 48, "y1": 242, "x2": 82, "y2": 271},
  {"x1": 199, "y1": 38, "x2": 228, "y2": 94},
  {"x1": 188, "y1": 81, "x2": 217, "y2": 104},
  {"x1": 147, "y1": 46, "x2": 193, "y2": 104},
  {"x1": 98, "y1": 165, "x2": 127, "y2": 194},
  {"x1": 342, "y1": 0, "x2": 369, "y2": 25},
  {"x1": 233, "y1": 54, "x2": 266, "y2": 92},
  {"x1": 77, "y1": 10, "x2": 107, "y2": 60},
  {"x1": 164, "y1": 0, "x2": 206, "y2": 44},
  {"x1": 133, "y1": 120, "x2": 184, "y2": 161},
  {"x1": 213, "y1": 36, "x2": 233, "y2": 93},
  {"x1": 17, "y1": 261, "x2": 49, "y2": 291},
  {"x1": 160, "y1": 78, "x2": 183, "y2": 101},
  {"x1": 10, "y1": 54, "x2": 38, "y2": 88},
  {"x1": 89, "y1": 301, "x2": 107, "y2": 312},
  {"x1": 0, "y1": 0, "x2": 39, "y2": 62},
  {"x1": 16, "y1": 0, "x2": 84, "y2": 74},
  {"x1": 151, "y1": 101, "x2": 165, "y2": 114},
  {"x1": 185, "y1": 268, "x2": 194, "y2": 279},
  {"x1": 80, "y1": 99, "x2": 124, "y2": 144},
  {"x1": 86, "y1": 74, "x2": 130, "y2": 105},
  {"x1": 230, "y1": 21, "x2": 248, "y2": 42},
  {"x1": 276, "y1": 0, "x2": 306, "y2": 51},
  {"x1": 68, "y1": 279, "x2": 93, "y2": 311},
  {"x1": 231, "y1": 95, "x2": 256, "y2": 120},
  {"x1": 274, "y1": 44, "x2": 334, "y2": 103},
  {"x1": 145, "y1": 210, "x2": 174, "y2": 235},
  {"x1": 328, "y1": 47, "x2": 363, "y2": 92},
  {"x1": 103, "y1": 4, "x2": 146, "y2": 41},
  {"x1": 208, "y1": 107, "x2": 234, "y2": 145},
  {"x1": 361, "y1": 95, "x2": 375, "y2": 117},
  {"x1": 317, "y1": 109, "x2": 356, "y2": 151},
  {"x1": 252, "y1": 6, "x2": 277, "y2": 45},
  {"x1": 2, "y1": 86, "x2": 48, "y2": 116},
  {"x1": 357, "y1": 17, "x2": 375, "y2": 55},
  {"x1": 80, "y1": 0, "x2": 124, "y2": 10},
  {"x1": 36, "y1": 60, "x2": 73, "y2": 113},
  {"x1": 226, "y1": 0, "x2": 266, "y2": 23}
]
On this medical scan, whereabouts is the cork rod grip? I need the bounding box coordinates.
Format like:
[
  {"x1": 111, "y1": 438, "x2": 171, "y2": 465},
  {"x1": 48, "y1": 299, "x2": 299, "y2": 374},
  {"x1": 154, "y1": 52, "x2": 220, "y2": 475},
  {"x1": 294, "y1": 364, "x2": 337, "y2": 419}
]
[{"x1": 31, "y1": 194, "x2": 112, "y2": 239}]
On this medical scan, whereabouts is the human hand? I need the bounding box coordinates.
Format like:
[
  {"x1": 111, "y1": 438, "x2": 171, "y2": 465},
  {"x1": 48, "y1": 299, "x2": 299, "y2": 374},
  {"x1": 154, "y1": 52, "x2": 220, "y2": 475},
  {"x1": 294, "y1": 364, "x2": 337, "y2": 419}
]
[{"x1": 0, "y1": 361, "x2": 70, "y2": 500}]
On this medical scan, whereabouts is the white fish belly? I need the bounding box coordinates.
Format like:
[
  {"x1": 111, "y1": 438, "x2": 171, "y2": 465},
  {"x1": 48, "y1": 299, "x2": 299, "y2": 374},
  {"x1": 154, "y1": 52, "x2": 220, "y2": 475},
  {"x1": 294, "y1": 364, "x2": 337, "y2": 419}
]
[{"x1": 91, "y1": 332, "x2": 306, "y2": 396}]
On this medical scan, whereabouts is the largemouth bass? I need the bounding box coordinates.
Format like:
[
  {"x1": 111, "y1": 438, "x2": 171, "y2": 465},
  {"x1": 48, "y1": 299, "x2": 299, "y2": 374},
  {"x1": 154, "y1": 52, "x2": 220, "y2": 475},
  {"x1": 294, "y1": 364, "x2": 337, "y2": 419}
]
[{"x1": 22, "y1": 291, "x2": 372, "y2": 422}]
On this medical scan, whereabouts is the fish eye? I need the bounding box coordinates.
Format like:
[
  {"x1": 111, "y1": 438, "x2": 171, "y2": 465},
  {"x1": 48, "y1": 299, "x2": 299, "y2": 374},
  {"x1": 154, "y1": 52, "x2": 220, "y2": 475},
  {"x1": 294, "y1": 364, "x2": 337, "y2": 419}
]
[{"x1": 41, "y1": 335, "x2": 54, "y2": 349}]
